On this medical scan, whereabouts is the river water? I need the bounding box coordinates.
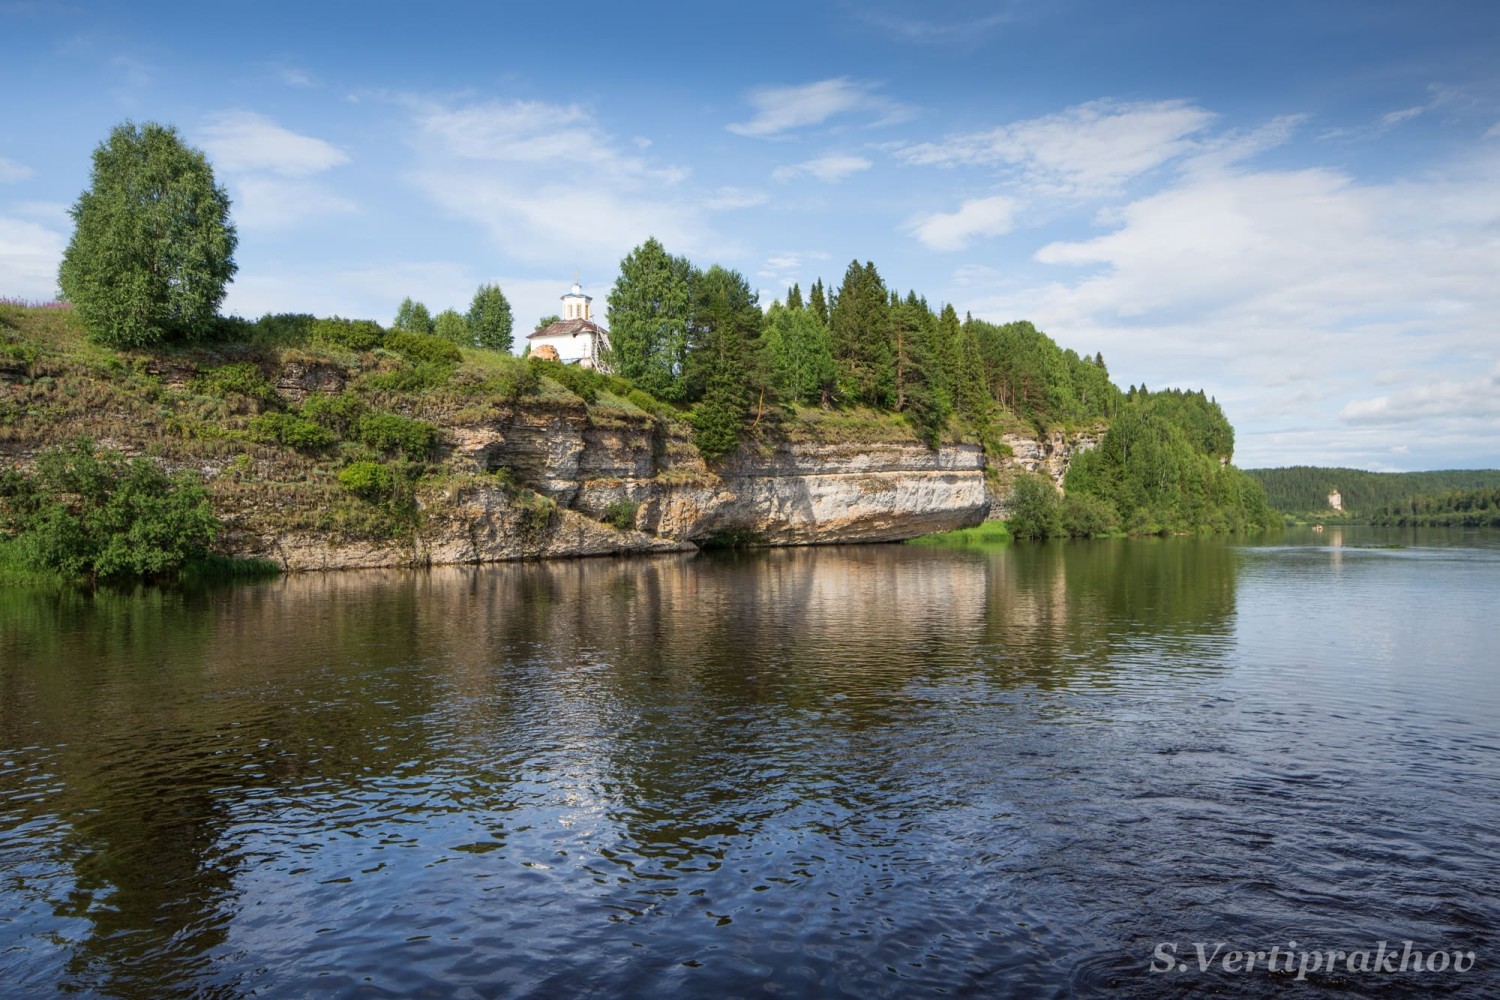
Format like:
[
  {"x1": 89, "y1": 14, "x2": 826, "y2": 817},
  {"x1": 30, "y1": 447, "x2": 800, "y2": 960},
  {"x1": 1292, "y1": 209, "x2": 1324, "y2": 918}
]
[{"x1": 1, "y1": 527, "x2": 1496, "y2": 998}]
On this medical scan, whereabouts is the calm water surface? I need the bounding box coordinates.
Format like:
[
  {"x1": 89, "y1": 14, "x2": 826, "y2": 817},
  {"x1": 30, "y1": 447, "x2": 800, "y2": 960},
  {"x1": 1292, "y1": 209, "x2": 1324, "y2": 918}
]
[{"x1": 1, "y1": 527, "x2": 1497, "y2": 998}]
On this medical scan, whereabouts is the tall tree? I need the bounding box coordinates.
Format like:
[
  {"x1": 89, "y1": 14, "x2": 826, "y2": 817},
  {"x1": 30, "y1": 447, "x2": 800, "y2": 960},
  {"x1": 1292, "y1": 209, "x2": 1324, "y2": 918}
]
[
  {"x1": 891, "y1": 292, "x2": 948, "y2": 447},
  {"x1": 683, "y1": 265, "x2": 765, "y2": 460},
  {"x1": 604, "y1": 237, "x2": 695, "y2": 402},
  {"x1": 59, "y1": 121, "x2": 238, "y2": 347},
  {"x1": 433, "y1": 308, "x2": 469, "y2": 344},
  {"x1": 808, "y1": 278, "x2": 829, "y2": 326},
  {"x1": 393, "y1": 298, "x2": 433, "y2": 334},
  {"x1": 785, "y1": 282, "x2": 804, "y2": 311},
  {"x1": 828, "y1": 260, "x2": 893, "y2": 407},
  {"x1": 466, "y1": 282, "x2": 514, "y2": 351},
  {"x1": 764, "y1": 301, "x2": 836, "y2": 406},
  {"x1": 944, "y1": 305, "x2": 991, "y2": 429}
]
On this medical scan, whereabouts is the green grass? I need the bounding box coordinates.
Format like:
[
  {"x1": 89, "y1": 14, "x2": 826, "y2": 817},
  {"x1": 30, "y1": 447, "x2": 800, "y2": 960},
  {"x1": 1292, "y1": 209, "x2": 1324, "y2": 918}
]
[
  {"x1": 0, "y1": 538, "x2": 68, "y2": 587},
  {"x1": 907, "y1": 520, "x2": 1012, "y2": 547}
]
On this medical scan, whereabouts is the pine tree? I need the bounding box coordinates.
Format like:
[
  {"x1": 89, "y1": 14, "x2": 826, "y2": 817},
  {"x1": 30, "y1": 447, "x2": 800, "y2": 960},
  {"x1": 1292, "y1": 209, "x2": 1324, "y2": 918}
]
[{"x1": 786, "y1": 282, "x2": 804, "y2": 311}]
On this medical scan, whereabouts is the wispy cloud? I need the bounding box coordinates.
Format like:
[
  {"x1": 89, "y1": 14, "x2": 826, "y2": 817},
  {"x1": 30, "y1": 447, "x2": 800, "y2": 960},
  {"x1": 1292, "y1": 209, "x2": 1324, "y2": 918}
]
[
  {"x1": 0, "y1": 156, "x2": 35, "y2": 183},
  {"x1": 904, "y1": 195, "x2": 1016, "y2": 251},
  {"x1": 897, "y1": 99, "x2": 1216, "y2": 198},
  {"x1": 407, "y1": 96, "x2": 735, "y2": 270},
  {"x1": 854, "y1": 3, "x2": 1013, "y2": 45},
  {"x1": 198, "y1": 111, "x2": 349, "y2": 176},
  {"x1": 727, "y1": 78, "x2": 911, "y2": 138},
  {"x1": 771, "y1": 154, "x2": 873, "y2": 183},
  {"x1": 195, "y1": 112, "x2": 353, "y2": 232},
  {"x1": 757, "y1": 250, "x2": 830, "y2": 289}
]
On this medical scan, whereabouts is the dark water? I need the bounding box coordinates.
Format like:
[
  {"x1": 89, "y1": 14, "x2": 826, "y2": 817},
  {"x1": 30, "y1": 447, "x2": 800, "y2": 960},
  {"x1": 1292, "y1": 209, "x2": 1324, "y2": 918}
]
[{"x1": 1, "y1": 527, "x2": 1497, "y2": 998}]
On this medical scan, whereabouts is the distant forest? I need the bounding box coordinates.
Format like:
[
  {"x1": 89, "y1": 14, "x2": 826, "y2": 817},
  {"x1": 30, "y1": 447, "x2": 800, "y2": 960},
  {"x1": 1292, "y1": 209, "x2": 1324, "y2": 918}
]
[
  {"x1": 1370, "y1": 486, "x2": 1500, "y2": 527},
  {"x1": 1245, "y1": 467, "x2": 1500, "y2": 513}
]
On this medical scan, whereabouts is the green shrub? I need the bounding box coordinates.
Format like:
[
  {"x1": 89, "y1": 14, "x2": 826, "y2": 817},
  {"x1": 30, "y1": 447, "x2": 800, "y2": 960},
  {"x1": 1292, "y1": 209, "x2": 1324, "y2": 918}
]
[
  {"x1": 337, "y1": 460, "x2": 396, "y2": 500},
  {"x1": 0, "y1": 437, "x2": 218, "y2": 582},
  {"x1": 358, "y1": 361, "x2": 453, "y2": 393},
  {"x1": 312, "y1": 316, "x2": 387, "y2": 351},
  {"x1": 602, "y1": 498, "x2": 639, "y2": 530},
  {"x1": 191, "y1": 361, "x2": 279, "y2": 407},
  {"x1": 300, "y1": 392, "x2": 366, "y2": 435},
  {"x1": 253, "y1": 313, "x2": 316, "y2": 346},
  {"x1": 1060, "y1": 491, "x2": 1119, "y2": 538},
  {"x1": 1006, "y1": 472, "x2": 1063, "y2": 540},
  {"x1": 528, "y1": 357, "x2": 604, "y2": 403},
  {"x1": 384, "y1": 331, "x2": 463, "y2": 366},
  {"x1": 247, "y1": 411, "x2": 335, "y2": 451},
  {"x1": 356, "y1": 412, "x2": 441, "y2": 459}
]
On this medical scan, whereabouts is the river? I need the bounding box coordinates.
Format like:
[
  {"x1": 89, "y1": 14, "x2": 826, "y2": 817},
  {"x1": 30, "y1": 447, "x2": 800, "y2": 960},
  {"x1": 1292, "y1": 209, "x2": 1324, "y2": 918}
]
[{"x1": 1, "y1": 527, "x2": 1496, "y2": 997}]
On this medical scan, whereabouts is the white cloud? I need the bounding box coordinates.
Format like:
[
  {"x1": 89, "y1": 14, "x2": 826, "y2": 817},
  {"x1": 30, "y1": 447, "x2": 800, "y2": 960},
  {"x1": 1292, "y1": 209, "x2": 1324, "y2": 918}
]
[
  {"x1": 198, "y1": 111, "x2": 349, "y2": 176},
  {"x1": 966, "y1": 144, "x2": 1500, "y2": 467},
  {"x1": 0, "y1": 157, "x2": 35, "y2": 183},
  {"x1": 905, "y1": 195, "x2": 1016, "y2": 251},
  {"x1": 0, "y1": 215, "x2": 67, "y2": 300},
  {"x1": 407, "y1": 96, "x2": 739, "y2": 271},
  {"x1": 224, "y1": 175, "x2": 356, "y2": 232},
  {"x1": 727, "y1": 78, "x2": 909, "y2": 138},
  {"x1": 772, "y1": 154, "x2": 873, "y2": 183},
  {"x1": 1339, "y1": 364, "x2": 1500, "y2": 425},
  {"x1": 897, "y1": 99, "x2": 1216, "y2": 198}
]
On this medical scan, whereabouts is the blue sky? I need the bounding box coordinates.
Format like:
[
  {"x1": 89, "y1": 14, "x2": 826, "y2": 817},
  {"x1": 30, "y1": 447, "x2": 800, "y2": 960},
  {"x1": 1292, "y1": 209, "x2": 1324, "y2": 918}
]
[{"x1": 3, "y1": 0, "x2": 1498, "y2": 470}]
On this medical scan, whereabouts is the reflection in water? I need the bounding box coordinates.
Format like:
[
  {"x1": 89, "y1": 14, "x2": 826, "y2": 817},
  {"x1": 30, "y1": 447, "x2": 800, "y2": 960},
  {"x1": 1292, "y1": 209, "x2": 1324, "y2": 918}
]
[{"x1": 1, "y1": 532, "x2": 1496, "y2": 998}]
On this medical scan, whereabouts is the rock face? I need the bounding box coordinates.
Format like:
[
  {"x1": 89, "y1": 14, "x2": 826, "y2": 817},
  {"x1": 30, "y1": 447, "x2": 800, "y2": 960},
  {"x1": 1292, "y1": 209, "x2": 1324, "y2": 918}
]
[
  {"x1": 231, "y1": 481, "x2": 693, "y2": 573},
  {"x1": 450, "y1": 401, "x2": 991, "y2": 548},
  {"x1": 985, "y1": 427, "x2": 1102, "y2": 519}
]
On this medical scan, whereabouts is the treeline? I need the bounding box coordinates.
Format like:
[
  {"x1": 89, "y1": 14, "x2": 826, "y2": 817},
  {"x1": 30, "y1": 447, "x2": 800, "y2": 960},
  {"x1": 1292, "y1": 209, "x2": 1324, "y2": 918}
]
[
  {"x1": 1004, "y1": 387, "x2": 1272, "y2": 538},
  {"x1": 600, "y1": 238, "x2": 1121, "y2": 458},
  {"x1": 1370, "y1": 486, "x2": 1500, "y2": 527},
  {"x1": 1245, "y1": 467, "x2": 1500, "y2": 513}
]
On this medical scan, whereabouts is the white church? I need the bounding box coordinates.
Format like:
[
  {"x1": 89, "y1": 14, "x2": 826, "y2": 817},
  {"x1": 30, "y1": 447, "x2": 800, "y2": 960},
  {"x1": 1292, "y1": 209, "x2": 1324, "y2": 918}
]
[{"x1": 527, "y1": 281, "x2": 611, "y2": 370}]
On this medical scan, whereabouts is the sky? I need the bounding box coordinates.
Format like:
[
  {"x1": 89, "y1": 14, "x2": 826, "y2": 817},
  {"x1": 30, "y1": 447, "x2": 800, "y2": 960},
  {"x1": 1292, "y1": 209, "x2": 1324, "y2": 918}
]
[{"x1": 2, "y1": 0, "x2": 1498, "y2": 471}]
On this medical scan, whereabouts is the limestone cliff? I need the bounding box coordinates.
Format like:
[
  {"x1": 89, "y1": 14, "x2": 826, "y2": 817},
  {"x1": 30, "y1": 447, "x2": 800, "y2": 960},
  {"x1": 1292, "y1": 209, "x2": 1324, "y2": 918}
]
[{"x1": 448, "y1": 399, "x2": 992, "y2": 547}]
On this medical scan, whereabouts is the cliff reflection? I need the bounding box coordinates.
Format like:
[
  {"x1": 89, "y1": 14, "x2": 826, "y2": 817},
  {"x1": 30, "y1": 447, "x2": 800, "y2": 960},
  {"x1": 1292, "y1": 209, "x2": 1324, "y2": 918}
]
[{"x1": 0, "y1": 539, "x2": 1238, "y2": 995}]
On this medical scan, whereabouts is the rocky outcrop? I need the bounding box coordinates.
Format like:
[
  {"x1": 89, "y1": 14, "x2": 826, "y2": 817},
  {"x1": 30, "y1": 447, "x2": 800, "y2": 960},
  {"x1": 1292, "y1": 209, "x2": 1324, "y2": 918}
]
[
  {"x1": 985, "y1": 427, "x2": 1103, "y2": 519},
  {"x1": 229, "y1": 481, "x2": 693, "y2": 573},
  {"x1": 449, "y1": 402, "x2": 991, "y2": 547}
]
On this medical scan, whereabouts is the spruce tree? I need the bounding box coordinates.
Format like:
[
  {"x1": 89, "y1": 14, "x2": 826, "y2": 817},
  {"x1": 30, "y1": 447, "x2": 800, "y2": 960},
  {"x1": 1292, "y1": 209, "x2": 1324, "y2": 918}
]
[
  {"x1": 683, "y1": 265, "x2": 764, "y2": 460},
  {"x1": 828, "y1": 260, "x2": 894, "y2": 407},
  {"x1": 808, "y1": 279, "x2": 828, "y2": 326},
  {"x1": 786, "y1": 282, "x2": 803, "y2": 311}
]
